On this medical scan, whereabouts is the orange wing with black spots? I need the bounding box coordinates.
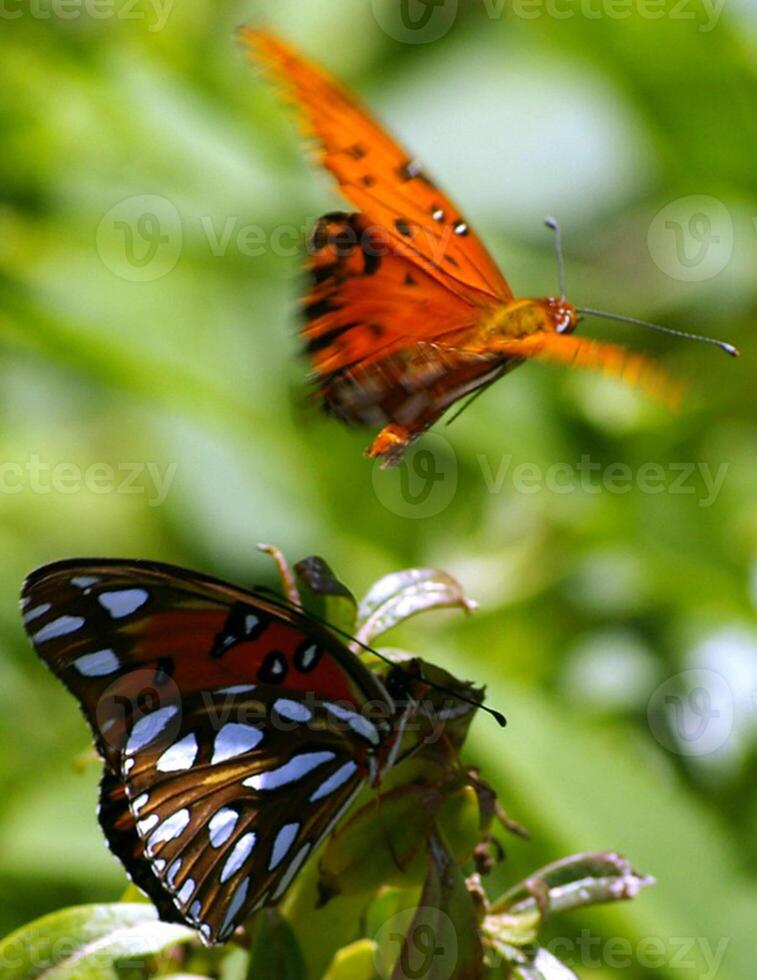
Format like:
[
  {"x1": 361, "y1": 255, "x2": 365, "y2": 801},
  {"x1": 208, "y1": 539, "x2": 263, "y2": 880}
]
[
  {"x1": 21, "y1": 559, "x2": 396, "y2": 944},
  {"x1": 242, "y1": 28, "x2": 512, "y2": 304}
]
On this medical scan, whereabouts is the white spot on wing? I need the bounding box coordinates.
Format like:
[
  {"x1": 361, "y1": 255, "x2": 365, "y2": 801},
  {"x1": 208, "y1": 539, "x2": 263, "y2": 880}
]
[
  {"x1": 208, "y1": 807, "x2": 238, "y2": 848},
  {"x1": 23, "y1": 603, "x2": 50, "y2": 624},
  {"x1": 272, "y1": 843, "x2": 311, "y2": 901},
  {"x1": 137, "y1": 814, "x2": 159, "y2": 834},
  {"x1": 309, "y1": 760, "x2": 359, "y2": 802},
  {"x1": 71, "y1": 576, "x2": 99, "y2": 588},
  {"x1": 132, "y1": 793, "x2": 149, "y2": 814},
  {"x1": 166, "y1": 859, "x2": 182, "y2": 888},
  {"x1": 243, "y1": 751, "x2": 335, "y2": 791},
  {"x1": 126, "y1": 706, "x2": 179, "y2": 755},
  {"x1": 176, "y1": 878, "x2": 195, "y2": 905},
  {"x1": 274, "y1": 698, "x2": 312, "y2": 723},
  {"x1": 156, "y1": 732, "x2": 199, "y2": 773},
  {"x1": 211, "y1": 722, "x2": 262, "y2": 764},
  {"x1": 220, "y1": 831, "x2": 256, "y2": 884},
  {"x1": 323, "y1": 703, "x2": 380, "y2": 745},
  {"x1": 215, "y1": 684, "x2": 256, "y2": 695},
  {"x1": 219, "y1": 876, "x2": 250, "y2": 939},
  {"x1": 269, "y1": 822, "x2": 299, "y2": 870},
  {"x1": 73, "y1": 649, "x2": 120, "y2": 677},
  {"x1": 33, "y1": 615, "x2": 85, "y2": 643},
  {"x1": 98, "y1": 588, "x2": 149, "y2": 618},
  {"x1": 147, "y1": 808, "x2": 190, "y2": 852}
]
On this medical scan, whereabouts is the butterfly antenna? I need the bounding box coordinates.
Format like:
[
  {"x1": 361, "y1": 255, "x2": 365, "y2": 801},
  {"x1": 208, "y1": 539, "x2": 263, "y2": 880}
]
[
  {"x1": 576, "y1": 307, "x2": 739, "y2": 357},
  {"x1": 253, "y1": 585, "x2": 507, "y2": 727},
  {"x1": 545, "y1": 217, "x2": 567, "y2": 300}
]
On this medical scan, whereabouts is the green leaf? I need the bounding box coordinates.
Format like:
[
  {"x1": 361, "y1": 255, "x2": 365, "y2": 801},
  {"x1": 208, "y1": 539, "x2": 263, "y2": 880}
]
[
  {"x1": 247, "y1": 909, "x2": 306, "y2": 980},
  {"x1": 322, "y1": 939, "x2": 379, "y2": 980},
  {"x1": 356, "y1": 569, "x2": 475, "y2": 645},
  {"x1": 317, "y1": 784, "x2": 441, "y2": 902},
  {"x1": 374, "y1": 834, "x2": 483, "y2": 980},
  {"x1": 294, "y1": 555, "x2": 358, "y2": 636},
  {"x1": 0, "y1": 903, "x2": 194, "y2": 980}
]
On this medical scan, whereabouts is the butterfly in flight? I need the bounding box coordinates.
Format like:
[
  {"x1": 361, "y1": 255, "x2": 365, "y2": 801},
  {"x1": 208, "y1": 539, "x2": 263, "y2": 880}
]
[
  {"x1": 240, "y1": 30, "x2": 737, "y2": 464},
  {"x1": 20, "y1": 558, "x2": 488, "y2": 945}
]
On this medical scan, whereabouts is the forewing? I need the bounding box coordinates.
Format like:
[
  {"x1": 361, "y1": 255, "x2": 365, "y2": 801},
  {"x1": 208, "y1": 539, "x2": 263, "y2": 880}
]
[
  {"x1": 21, "y1": 559, "x2": 390, "y2": 769},
  {"x1": 243, "y1": 29, "x2": 513, "y2": 303}
]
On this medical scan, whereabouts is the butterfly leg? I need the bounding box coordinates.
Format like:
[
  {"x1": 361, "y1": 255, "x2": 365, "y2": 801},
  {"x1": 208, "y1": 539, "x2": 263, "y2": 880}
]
[{"x1": 367, "y1": 423, "x2": 421, "y2": 466}]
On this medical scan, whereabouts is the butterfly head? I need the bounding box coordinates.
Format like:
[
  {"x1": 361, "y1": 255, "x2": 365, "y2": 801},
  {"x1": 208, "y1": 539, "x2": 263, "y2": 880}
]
[
  {"x1": 543, "y1": 296, "x2": 580, "y2": 335},
  {"x1": 383, "y1": 658, "x2": 485, "y2": 723}
]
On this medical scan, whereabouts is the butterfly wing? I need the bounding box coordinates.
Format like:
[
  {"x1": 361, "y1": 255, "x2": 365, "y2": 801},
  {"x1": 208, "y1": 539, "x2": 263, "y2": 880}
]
[
  {"x1": 21, "y1": 560, "x2": 394, "y2": 943},
  {"x1": 242, "y1": 28, "x2": 513, "y2": 304}
]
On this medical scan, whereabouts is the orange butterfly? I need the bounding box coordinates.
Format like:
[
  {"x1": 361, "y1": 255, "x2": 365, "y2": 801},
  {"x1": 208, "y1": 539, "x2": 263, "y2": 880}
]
[{"x1": 241, "y1": 30, "x2": 736, "y2": 464}]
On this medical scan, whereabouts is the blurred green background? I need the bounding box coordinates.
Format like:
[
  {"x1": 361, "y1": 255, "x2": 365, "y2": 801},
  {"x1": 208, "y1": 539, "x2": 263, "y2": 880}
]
[{"x1": 1, "y1": 0, "x2": 755, "y2": 977}]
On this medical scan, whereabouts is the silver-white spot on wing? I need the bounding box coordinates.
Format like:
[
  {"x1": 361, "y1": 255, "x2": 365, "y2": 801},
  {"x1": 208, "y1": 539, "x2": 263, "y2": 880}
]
[
  {"x1": 273, "y1": 698, "x2": 312, "y2": 723},
  {"x1": 176, "y1": 878, "x2": 195, "y2": 905},
  {"x1": 71, "y1": 576, "x2": 99, "y2": 588},
  {"x1": 166, "y1": 859, "x2": 182, "y2": 889},
  {"x1": 269, "y1": 822, "x2": 299, "y2": 870},
  {"x1": 126, "y1": 705, "x2": 179, "y2": 755},
  {"x1": 323, "y1": 702, "x2": 380, "y2": 745},
  {"x1": 188, "y1": 900, "x2": 202, "y2": 924},
  {"x1": 137, "y1": 814, "x2": 159, "y2": 835},
  {"x1": 98, "y1": 588, "x2": 149, "y2": 618},
  {"x1": 215, "y1": 684, "x2": 256, "y2": 695},
  {"x1": 211, "y1": 722, "x2": 263, "y2": 765},
  {"x1": 208, "y1": 807, "x2": 239, "y2": 848},
  {"x1": 309, "y1": 760, "x2": 358, "y2": 802},
  {"x1": 272, "y1": 843, "x2": 311, "y2": 901},
  {"x1": 132, "y1": 793, "x2": 149, "y2": 814},
  {"x1": 242, "y1": 751, "x2": 336, "y2": 791},
  {"x1": 146, "y1": 808, "x2": 191, "y2": 853},
  {"x1": 219, "y1": 876, "x2": 250, "y2": 940},
  {"x1": 23, "y1": 603, "x2": 51, "y2": 624},
  {"x1": 220, "y1": 831, "x2": 256, "y2": 884},
  {"x1": 73, "y1": 649, "x2": 120, "y2": 677},
  {"x1": 156, "y1": 732, "x2": 199, "y2": 773},
  {"x1": 33, "y1": 615, "x2": 85, "y2": 643}
]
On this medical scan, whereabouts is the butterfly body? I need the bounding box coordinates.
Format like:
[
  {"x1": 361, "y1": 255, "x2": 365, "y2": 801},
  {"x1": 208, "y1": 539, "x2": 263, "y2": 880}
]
[
  {"x1": 20, "y1": 559, "x2": 475, "y2": 944},
  {"x1": 242, "y1": 30, "x2": 674, "y2": 463}
]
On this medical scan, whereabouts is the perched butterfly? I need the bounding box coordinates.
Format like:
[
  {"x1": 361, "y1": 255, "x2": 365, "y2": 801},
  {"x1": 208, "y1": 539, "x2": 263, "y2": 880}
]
[
  {"x1": 21, "y1": 559, "x2": 485, "y2": 945},
  {"x1": 241, "y1": 30, "x2": 737, "y2": 464}
]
